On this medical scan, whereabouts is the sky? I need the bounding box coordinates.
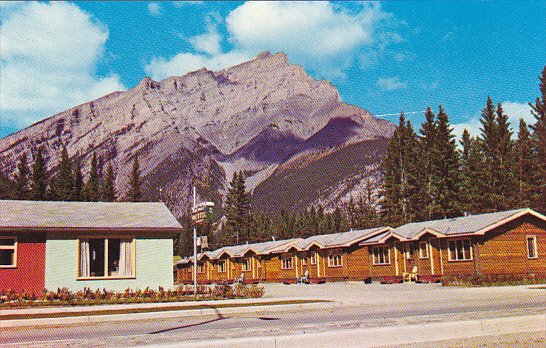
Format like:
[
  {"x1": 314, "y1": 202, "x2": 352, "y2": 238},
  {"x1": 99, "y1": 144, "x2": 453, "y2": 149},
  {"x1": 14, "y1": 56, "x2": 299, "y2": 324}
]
[{"x1": 1, "y1": 1, "x2": 545, "y2": 139}]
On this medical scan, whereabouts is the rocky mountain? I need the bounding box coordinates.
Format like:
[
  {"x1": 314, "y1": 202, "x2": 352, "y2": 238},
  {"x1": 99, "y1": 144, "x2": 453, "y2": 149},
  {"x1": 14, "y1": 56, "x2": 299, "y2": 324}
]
[{"x1": 0, "y1": 52, "x2": 395, "y2": 217}]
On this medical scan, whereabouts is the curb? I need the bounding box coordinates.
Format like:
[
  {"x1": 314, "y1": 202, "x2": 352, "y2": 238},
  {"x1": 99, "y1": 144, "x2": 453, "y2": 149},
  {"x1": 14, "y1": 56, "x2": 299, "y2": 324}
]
[{"x1": 0, "y1": 301, "x2": 337, "y2": 329}]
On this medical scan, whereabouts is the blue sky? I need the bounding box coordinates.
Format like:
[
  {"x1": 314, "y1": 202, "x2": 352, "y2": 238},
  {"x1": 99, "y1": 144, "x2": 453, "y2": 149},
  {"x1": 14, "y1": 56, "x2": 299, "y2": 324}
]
[{"x1": 1, "y1": 1, "x2": 545, "y2": 139}]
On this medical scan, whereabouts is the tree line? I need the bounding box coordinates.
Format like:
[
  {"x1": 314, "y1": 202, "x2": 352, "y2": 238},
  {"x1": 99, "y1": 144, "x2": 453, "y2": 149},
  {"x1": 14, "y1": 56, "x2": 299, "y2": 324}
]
[
  {"x1": 174, "y1": 65, "x2": 546, "y2": 256},
  {"x1": 381, "y1": 66, "x2": 545, "y2": 224},
  {"x1": 1, "y1": 146, "x2": 144, "y2": 203}
]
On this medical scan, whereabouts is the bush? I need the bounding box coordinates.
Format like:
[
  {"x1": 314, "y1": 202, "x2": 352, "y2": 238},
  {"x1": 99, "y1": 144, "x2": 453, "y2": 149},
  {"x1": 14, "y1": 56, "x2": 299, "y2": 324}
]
[
  {"x1": 0, "y1": 283, "x2": 264, "y2": 308},
  {"x1": 442, "y1": 274, "x2": 546, "y2": 287}
]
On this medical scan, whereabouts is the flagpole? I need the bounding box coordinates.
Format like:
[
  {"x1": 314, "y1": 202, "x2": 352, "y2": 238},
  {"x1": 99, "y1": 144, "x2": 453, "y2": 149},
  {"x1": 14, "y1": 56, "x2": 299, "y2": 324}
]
[{"x1": 193, "y1": 185, "x2": 198, "y2": 298}]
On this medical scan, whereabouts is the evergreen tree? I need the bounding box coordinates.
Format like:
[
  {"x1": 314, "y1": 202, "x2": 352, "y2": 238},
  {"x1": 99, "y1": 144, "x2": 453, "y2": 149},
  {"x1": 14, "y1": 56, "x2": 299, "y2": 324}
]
[
  {"x1": 415, "y1": 107, "x2": 438, "y2": 219},
  {"x1": 515, "y1": 119, "x2": 535, "y2": 207},
  {"x1": 73, "y1": 159, "x2": 83, "y2": 201},
  {"x1": 127, "y1": 154, "x2": 142, "y2": 202},
  {"x1": 432, "y1": 106, "x2": 461, "y2": 217},
  {"x1": 494, "y1": 102, "x2": 516, "y2": 209},
  {"x1": 0, "y1": 173, "x2": 16, "y2": 199},
  {"x1": 479, "y1": 97, "x2": 499, "y2": 211},
  {"x1": 54, "y1": 146, "x2": 75, "y2": 201},
  {"x1": 101, "y1": 164, "x2": 117, "y2": 202},
  {"x1": 380, "y1": 113, "x2": 418, "y2": 225},
  {"x1": 31, "y1": 146, "x2": 48, "y2": 200},
  {"x1": 83, "y1": 153, "x2": 101, "y2": 201},
  {"x1": 459, "y1": 129, "x2": 484, "y2": 214},
  {"x1": 223, "y1": 171, "x2": 251, "y2": 244},
  {"x1": 529, "y1": 66, "x2": 546, "y2": 213},
  {"x1": 14, "y1": 153, "x2": 30, "y2": 200}
]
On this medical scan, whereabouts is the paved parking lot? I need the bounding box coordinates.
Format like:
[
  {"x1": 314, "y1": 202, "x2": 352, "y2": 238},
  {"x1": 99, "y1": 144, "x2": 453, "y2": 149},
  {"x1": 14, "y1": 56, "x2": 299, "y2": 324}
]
[{"x1": 1, "y1": 282, "x2": 545, "y2": 347}]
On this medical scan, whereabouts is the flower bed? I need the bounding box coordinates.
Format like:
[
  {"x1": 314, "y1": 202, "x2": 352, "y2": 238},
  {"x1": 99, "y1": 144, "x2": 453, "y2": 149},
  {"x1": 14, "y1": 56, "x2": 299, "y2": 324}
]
[
  {"x1": 0, "y1": 284, "x2": 264, "y2": 308},
  {"x1": 442, "y1": 274, "x2": 546, "y2": 287}
]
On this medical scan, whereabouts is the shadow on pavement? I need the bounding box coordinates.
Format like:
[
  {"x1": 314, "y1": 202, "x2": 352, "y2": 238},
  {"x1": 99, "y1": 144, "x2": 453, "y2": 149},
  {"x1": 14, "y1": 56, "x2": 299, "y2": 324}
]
[{"x1": 147, "y1": 305, "x2": 227, "y2": 335}]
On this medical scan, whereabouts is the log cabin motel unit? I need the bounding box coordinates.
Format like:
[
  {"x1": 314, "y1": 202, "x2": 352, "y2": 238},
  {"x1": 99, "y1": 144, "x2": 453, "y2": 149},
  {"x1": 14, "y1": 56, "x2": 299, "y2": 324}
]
[
  {"x1": 177, "y1": 208, "x2": 546, "y2": 284},
  {"x1": 0, "y1": 200, "x2": 182, "y2": 293},
  {"x1": 1, "y1": 200, "x2": 545, "y2": 293}
]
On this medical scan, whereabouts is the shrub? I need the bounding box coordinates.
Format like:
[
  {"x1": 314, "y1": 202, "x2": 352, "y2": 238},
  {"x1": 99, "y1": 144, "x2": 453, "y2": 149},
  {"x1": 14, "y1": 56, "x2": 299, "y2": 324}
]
[{"x1": 0, "y1": 283, "x2": 264, "y2": 308}]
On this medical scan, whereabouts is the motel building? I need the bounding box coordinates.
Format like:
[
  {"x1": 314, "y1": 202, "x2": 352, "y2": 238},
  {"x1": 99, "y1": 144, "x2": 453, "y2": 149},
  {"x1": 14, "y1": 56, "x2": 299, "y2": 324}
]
[
  {"x1": 177, "y1": 208, "x2": 546, "y2": 284},
  {"x1": 0, "y1": 200, "x2": 182, "y2": 294}
]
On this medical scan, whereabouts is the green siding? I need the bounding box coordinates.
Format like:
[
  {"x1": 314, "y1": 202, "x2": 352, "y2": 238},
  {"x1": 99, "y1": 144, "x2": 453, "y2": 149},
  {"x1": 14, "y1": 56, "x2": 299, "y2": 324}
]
[{"x1": 45, "y1": 233, "x2": 173, "y2": 291}]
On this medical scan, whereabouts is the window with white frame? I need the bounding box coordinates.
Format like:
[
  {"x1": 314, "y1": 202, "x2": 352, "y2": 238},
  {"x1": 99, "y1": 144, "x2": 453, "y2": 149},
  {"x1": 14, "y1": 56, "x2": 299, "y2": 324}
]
[
  {"x1": 448, "y1": 239, "x2": 472, "y2": 261},
  {"x1": 372, "y1": 246, "x2": 390, "y2": 265},
  {"x1": 527, "y1": 236, "x2": 538, "y2": 259},
  {"x1": 281, "y1": 254, "x2": 293, "y2": 269},
  {"x1": 0, "y1": 237, "x2": 17, "y2": 268},
  {"x1": 419, "y1": 241, "x2": 429, "y2": 259},
  {"x1": 218, "y1": 260, "x2": 227, "y2": 273},
  {"x1": 327, "y1": 252, "x2": 343, "y2": 267},
  {"x1": 241, "y1": 258, "x2": 251, "y2": 271},
  {"x1": 406, "y1": 242, "x2": 417, "y2": 259},
  {"x1": 301, "y1": 255, "x2": 307, "y2": 266},
  {"x1": 197, "y1": 263, "x2": 205, "y2": 273},
  {"x1": 78, "y1": 237, "x2": 135, "y2": 278},
  {"x1": 309, "y1": 252, "x2": 318, "y2": 265}
]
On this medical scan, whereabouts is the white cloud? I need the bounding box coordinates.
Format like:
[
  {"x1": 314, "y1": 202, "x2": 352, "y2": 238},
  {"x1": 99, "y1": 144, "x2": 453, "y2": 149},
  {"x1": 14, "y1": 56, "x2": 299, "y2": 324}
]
[
  {"x1": 145, "y1": 2, "x2": 399, "y2": 80},
  {"x1": 452, "y1": 101, "x2": 533, "y2": 140},
  {"x1": 172, "y1": 1, "x2": 203, "y2": 8},
  {"x1": 377, "y1": 76, "x2": 407, "y2": 91},
  {"x1": 0, "y1": 2, "x2": 125, "y2": 129},
  {"x1": 148, "y1": 3, "x2": 161, "y2": 16},
  {"x1": 188, "y1": 22, "x2": 222, "y2": 56}
]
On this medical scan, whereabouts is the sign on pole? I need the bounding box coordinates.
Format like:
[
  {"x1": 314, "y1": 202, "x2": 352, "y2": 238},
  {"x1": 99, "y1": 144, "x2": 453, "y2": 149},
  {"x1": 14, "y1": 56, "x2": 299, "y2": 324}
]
[
  {"x1": 191, "y1": 201, "x2": 214, "y2": 225},
  {"x1": 197, "y1": 236, "x2": 208, "y2": 249}
]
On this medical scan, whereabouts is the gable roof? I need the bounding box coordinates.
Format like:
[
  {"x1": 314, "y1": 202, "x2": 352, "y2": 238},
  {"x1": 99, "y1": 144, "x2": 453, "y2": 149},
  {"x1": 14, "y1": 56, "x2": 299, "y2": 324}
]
[
  {"x1": 294, "y1": 227, "x2": 392, "y2": 250},
  {"x1": 393, "y1": 208, "x2": 545, "y2": 240},
  {"x1": 0, "y1": 200, "x2": 182, "y2": 231},
  {"x1": 179, "y1": 238, "x2": 300, "y2": 263}
]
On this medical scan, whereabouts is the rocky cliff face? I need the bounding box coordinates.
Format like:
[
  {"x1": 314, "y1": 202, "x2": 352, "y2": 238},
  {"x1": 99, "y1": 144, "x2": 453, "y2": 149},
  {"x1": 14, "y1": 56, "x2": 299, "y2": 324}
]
[{"x1": 0, "y1": 52, "x2": 394, "y2": 216}]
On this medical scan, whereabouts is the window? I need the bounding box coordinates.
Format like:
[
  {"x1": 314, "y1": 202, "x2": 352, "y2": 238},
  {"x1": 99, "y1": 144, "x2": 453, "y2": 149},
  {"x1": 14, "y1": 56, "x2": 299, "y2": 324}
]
[
  {"x1": 406, "y1": 243, "x2": 416, "y2": 259},
  {"x1": 372, "y1": 246, "x2": 390, "y2": 265},
  {"x1": 79, "y1": 237, "x2": 135, "y2": 278},
  {"x1": 309, "y1": 252, "x2": 318, "y2": 265},
  {"x1": 197, "y1": 263, "x2": 205, "y2": 274},
  {"x1": 218, "y1": 260, "x2": 227, "y2": 273},
  {"x1": 281, "y1": 254, "x2": 293, "y2": 269},
  {"x1": 419, "y1": 241, "x2": 429, "y2": 259},
  {"x1": 301, "y1": 256, "x2": 307, "y2": 266},
  {"x1": 527, "y1": 236, "x2": 538, "y2": 259},
  {"x1": 448, "y1": 239, "x2": 472, "y2": 261},
  {"x1": 241, "y1": 258, "x2": 251, "y2": 271},
  {"x1": 0, "y1": 237, "x2": 17, "y2": 268},
  {"x1": 327, "y1": 252, "x2": 343, "y2": 267}
]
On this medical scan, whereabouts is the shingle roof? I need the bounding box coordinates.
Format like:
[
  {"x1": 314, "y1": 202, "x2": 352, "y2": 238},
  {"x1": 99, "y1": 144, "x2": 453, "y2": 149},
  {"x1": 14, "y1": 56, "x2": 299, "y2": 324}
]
[
  {"x1": 0, "y1": 200, "x2": 182, "y2": 230},
  {"x1": 176, "y1": 238, "x2": 299, "y2": 264},
  {"x1": 358, "y1": 230, "x2": 392, "y2": 245},
  {"x1": 296, "y1": 227, "x2": 390, "y2": 250},
  {"x1": 393, "y1": 208, "x2": 530, "y2": 239}
]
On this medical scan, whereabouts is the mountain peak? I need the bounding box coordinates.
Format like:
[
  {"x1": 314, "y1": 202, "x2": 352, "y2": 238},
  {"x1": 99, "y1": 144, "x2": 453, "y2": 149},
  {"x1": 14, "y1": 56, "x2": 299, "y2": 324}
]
[
  {"x1": 136, "y1": 76, "x2": 160, "y2": 90},
  {"x1": 0, "y1": 52, "x2": 394, "y2": 216}
]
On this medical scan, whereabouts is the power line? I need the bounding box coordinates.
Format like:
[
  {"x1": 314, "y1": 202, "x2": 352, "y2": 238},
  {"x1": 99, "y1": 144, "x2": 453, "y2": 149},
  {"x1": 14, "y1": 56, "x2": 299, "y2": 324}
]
[{"x1": 374, "y1": 110, "x2": 427, "y2": 118}]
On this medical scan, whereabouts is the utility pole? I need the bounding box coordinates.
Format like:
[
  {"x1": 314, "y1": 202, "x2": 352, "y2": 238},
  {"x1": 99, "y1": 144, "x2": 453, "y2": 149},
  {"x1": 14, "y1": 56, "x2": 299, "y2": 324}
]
[{"x1": 193, "y1": 185, "x2": 198, "y2": 298}]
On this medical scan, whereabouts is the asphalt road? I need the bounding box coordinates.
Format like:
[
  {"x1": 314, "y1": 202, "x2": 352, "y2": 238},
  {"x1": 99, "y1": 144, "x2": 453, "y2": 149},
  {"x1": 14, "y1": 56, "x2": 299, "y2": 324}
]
[{"x1": 1, "y1": 283, "x2": 545, "y2": 347}]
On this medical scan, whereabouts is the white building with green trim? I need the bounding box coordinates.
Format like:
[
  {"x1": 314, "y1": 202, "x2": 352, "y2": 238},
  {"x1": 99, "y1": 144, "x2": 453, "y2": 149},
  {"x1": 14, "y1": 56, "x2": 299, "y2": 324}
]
[{"x1": 0, "y1": 200, "x2": 181, "y2": 293}]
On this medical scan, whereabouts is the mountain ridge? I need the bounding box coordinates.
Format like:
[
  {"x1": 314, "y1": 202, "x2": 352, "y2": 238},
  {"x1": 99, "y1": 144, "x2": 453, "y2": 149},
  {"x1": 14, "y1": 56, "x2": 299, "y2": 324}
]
[{"x1": 0, "y1": 51, "x2": 394, "y2": 216}]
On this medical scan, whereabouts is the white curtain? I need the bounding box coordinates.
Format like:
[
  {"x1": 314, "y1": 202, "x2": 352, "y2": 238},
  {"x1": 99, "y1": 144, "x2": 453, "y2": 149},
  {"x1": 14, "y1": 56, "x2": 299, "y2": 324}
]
[
  {"x1": 119, "y1": 239, "x2": 133, "y2": 276},
  {"x1": 79, "y1": 239, "x2": 90, "y2": 277}
]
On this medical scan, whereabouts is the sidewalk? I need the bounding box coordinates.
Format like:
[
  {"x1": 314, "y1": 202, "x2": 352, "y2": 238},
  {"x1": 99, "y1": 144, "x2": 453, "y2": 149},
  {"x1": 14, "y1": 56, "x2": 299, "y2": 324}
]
[
  {"x1": 0, "y1": 298, "x2": 333, "y2": 329},
  {"x1": 148, "y1": 313, "x2": 546, "y2": 348}
]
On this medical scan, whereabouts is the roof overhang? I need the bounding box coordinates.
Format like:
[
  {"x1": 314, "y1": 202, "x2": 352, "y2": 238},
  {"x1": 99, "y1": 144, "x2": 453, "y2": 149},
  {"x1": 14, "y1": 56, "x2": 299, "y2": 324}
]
[
  {"x1": 411, "y1": 227, "x2": 445, "y2": 239},
  {"x1": 0, "y1": 226, "x2": 183, "y2": 233},
  {"x1": 473, "y1": 208, "x2": 546, "y2": 236}
]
